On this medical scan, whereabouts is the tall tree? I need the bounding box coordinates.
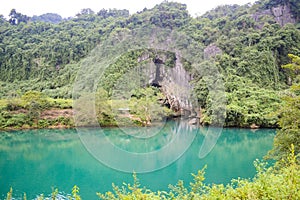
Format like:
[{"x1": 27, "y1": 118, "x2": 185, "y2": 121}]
[
  {"x1": 8, "y1": 9, "x2": 30, "y2": 25},
  {"x1": 76, "y1": 8, "x2": 94, "y2": 17},
  {"x1": 268, "y1": 54, "x2": 300, "y2": 163}
]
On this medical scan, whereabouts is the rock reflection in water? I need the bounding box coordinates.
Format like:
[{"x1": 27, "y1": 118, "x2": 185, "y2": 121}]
[{"x1": 78, "y1": 119, "x2": 197, "y2": 173}]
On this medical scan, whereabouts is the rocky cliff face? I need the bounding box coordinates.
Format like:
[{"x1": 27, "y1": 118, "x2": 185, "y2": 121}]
[
  {"x1": 159, "y1": 53, "x2": 194, "y2": 113},
  {"x1": 204, "y1": 44, "x2": 222, "y2": 59},
  {"x1": 138, "y1": 52, "x2": 195, "y2": 116},
  {"x1": 271, "y1": 4, "x2": 296, "y2": 26},
  {"x1": 252, "y1": 3, "x2": 296, "y2": 27}
]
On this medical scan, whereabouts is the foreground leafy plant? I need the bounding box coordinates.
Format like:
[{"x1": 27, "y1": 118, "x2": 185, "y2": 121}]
[{"x1": 267, "y1": 54, "x2": 300, "y2": 164}]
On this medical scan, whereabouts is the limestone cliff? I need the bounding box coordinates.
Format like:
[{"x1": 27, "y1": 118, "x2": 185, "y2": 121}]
[
  {"x1": 138, "y1": 52, "x2": 195, "y2": 116},
  {"x1": 252, "y1": 3, "x2": 296, "y2": 27},
  {"x1": 271, "y1": 4, "x2": 296, "y2": 26}
]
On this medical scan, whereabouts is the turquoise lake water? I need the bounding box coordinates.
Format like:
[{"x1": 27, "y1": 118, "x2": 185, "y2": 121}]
[{"x1": 0, "y1": 122, "x2": 275, "y2": 199}]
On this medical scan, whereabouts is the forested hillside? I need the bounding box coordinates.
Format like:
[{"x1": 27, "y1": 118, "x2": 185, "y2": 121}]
[{"x1": 0, "y1": 0, "x2": 299, "y2": 128}]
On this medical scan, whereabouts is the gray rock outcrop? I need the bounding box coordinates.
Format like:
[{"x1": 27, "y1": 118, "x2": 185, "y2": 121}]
[
  {"x1": 252, "y1": 3, "x2": 296, "y2": 28},
  {"x1": 138, "y1": 52, "x2": 196, "y2": 116}
]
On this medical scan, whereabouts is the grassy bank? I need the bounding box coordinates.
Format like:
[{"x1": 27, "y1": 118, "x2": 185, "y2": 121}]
[{"x1": 0, "y1": 91, "x2": 74, "y2": 130}]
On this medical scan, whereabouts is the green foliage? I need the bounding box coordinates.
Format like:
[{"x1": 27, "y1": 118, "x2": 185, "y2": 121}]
[
  {"x1": 0, "y1": 91, "x2": 73, "y2": 130},
  {"x1": 0, "y1": 14, "x2": 104, "y2": 82},
  {"x1": 21, "y1": 91, "x2": 50, "y2": 109},
  {"x1": 0, "y1": 0, "x2": 300, "y2": 128},
  {"x1": 71, "y1": 185, "x2": 81, "y2": 200},
  {"x1": 268, "y1": 54, "x2": 300, "y2": 162},
  {"x1": 9, "y1": 9, "x2": 30, "y2": 25},
  {"x1": 225, "y1": 75, "x2": 282, "y2": 127},
  {"x1": 1, "y1": 2, "x2": 300, "y2": 199},
  {"x1": 95, "y1": 88, "x2": 117, "y2": 126},
  {"x1": 19, "y1": 91, "x2": 48, "y2": 124},
  {"x1": 94, "y1": 86, "x2": 173, "y2": 127},
  {"x1": 51, "y1": 188, "x2": 58, "y2": 200},
  {"x1": 148, "y1": 2, "x2": 190, "y2": 29},
  {"x1": 4, "y1": 113, "x2": 29, "y2": 128},
  {"x1": 99, "y1": 50, "x2": 144, "y2": 94},
  {"x1": 6, "y1": 187, "x2": 12, "y2": 200},
  {"x1": 5, "y1": 186, "x2": 81, "y2": 200},
  {"x1": 183, "y1": 0, "x2": 299, "y2": 127},
  {"x1": 48, "y1": 98, "x2": 73, "y2": 109},
  {"x1": 97, "y1": 8, "x2": 129, "y2": 19},
  {"x1": 31, "y1": 13, "x2": 63, "y2": 24},
  {"x1": 36, "y1": 194, "x2": 44, "y2": 200},
  {"x1": 128, "y1": 87, "x2": 173, "y2": 125},
  {"x1": 5, "y1": 98, "x2": 23, "y2": 111},
  {"x1": 97, "y1": 173, "x2": 161, "y2": 200},
  {"x1": 190, "y1": 166, "x2": 207, "y2": 194}
]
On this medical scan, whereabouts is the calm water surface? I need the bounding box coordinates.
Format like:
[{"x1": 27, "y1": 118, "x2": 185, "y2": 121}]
[{"x1": 0, "y1": 123, "x2": 275, "y2": 199}]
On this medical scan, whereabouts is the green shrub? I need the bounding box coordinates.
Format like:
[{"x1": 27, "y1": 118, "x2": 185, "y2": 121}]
[
  {"x1": 5, "y1": 98, "x2": 23, "y2": 111},
  {"x1": 37, "y1": 119, "x2": 50, "y2": 128},
  {"x1": 21, "y1": 91, "x2": 51, "y2": 110},
  {"x1": 2, "y1": 113, "x2": 29, "y2": 128},
  {"x1": 48, "y1": 98, "x2": 73, "y2": 109},
  {"x1": 55, "y1": 116, "x2": 74, "y2": 127}
]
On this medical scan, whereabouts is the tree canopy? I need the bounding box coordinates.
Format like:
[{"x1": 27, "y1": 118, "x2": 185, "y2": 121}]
[{"x1": 0, "y1": 0, "x2": 299, "y2": 127}]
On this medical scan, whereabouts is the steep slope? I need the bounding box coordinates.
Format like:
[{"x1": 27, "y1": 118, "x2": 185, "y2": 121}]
[{"x1": 0, "y1": 0, "x2": 299, "y2": 127}]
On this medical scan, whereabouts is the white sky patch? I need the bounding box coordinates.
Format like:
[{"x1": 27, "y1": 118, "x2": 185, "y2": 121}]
[{"x1": 0, "y1": 0, "x2": 256, "y2": 19}]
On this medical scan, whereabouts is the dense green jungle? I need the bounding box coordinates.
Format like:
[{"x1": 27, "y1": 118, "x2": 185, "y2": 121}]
[
  {"x1": 0, "y1": 0, "x2": 299, "y2": 128},
  {"x1": 0, "y1": 0, "x2": 300, "y2": 199},
  {"x1": 0, "y1": 0, "x2": 300, "y2": 130}
]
